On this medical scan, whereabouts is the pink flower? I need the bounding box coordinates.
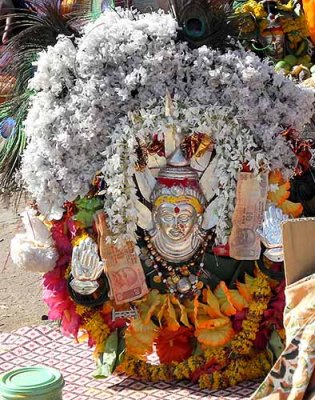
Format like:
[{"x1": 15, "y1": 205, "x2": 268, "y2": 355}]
[
  {"x1": 43, "y1": 264, "x2": 67, "y2": 290},
  {"x1": 43, "y1": 277, "x2": 81, "y2": 338},
  {"x1": 61, "y1": 304, "x2": 81, "y2": 337},
  {"x1": 42, "y1": 213, "x2": 81, "y2": 338}
]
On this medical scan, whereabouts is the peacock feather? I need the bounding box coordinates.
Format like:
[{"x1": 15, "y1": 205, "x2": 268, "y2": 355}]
[
  {"x1": 0, "y1": 0, "x2": 93, "y2": 198},
  {"x1": 169, "y1": 0, "x2": 240, "y2": 49}
]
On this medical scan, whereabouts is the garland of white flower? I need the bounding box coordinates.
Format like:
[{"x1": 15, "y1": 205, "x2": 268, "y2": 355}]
[
  {"x1": 212, "y1": 111, "x2": 266, "y2": 242},
  {"x1": 101, "y1": 119, "x2": 140, "y2": 245},
  {"x1": 21, "y1": 10, "x2": 315, "y2": 243}
]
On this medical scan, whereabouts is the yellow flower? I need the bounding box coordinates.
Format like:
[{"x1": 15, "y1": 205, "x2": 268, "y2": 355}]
[
  {"x1": 239, "y1": 0, "x2": 267, "y2": 19},
  {"x1": 75, "y1": 305, "x2": 110, "y2": 354},
  {"x1": 71, "y1": 231, "x2": 89, "y2": 247},
  {"x1": 187, "y1": 355, "x2": 205, "y2": 371},
  {"x1": 199, "y1": 374, "x2": 213, "y2": 389},
  {"x1": 125, "y1": 319, "x2": 159, "y2": 359},
  {"x1": 173, "y1": 361, "x2": 191, "y2": 379},
  {"x1": 204, "y1": 348, "x2": 226, "y2": 365}
]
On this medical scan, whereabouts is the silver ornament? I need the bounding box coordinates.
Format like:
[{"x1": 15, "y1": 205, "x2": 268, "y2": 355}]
[
  {"x1": 176, "y1": 277, "x2": 191, "y2": 294},
  {"x1": 70, "y1": 237, "x2": 104, "y2": 295}
]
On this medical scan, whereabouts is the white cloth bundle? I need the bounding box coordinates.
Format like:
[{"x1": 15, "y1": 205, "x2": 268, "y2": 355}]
[{"x1": 10, "y1": 209, "x2": 58, "y2": 273}]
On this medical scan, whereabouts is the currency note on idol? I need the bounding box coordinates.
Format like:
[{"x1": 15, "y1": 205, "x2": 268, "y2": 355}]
[
  {"x1": 229, "y1": 172, "x2": 268, "y2": 260},
  {"x1": 94, "y1": 212, "x2": 148, "y2": 304}
]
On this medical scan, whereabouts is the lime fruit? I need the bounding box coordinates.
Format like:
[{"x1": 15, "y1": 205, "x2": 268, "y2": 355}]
[{"x1": 275, "y1": 60, "x2": 291, "y2": 72}]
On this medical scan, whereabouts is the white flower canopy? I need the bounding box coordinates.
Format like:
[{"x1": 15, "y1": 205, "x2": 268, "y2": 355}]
[{"x1": 21, "y1": 10, "x2": 315, "y2": 244}]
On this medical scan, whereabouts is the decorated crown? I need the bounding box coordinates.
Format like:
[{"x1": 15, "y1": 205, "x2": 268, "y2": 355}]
[{"x1": 150, "y1": 147, "x2": 206, "y2": 213}]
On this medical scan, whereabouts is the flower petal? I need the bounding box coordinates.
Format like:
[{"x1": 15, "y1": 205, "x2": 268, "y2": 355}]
[
  {"x1": 125, "y1": 319, "x2": 159, "y2": 359},
  {"x1": 196, "y1": 321, "x2": 234, "y2": 347},
  {"x1": 214, "y1": 282, "x2": 237, "y2": 316}
]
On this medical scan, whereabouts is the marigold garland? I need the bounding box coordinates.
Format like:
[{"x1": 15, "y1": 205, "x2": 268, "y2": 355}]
[
  {"x1": 119, "y1": 270, "x2": 273, "y2": 389},
  {"x1": 230, "y1": 274, "x2": 272, "y2": 356},
  {"x1": 198, "y1": 351, "x2": 271, "y2": 389},
  {"x1": 120, "y1": 351, "x2": 271, "y2": 389}
]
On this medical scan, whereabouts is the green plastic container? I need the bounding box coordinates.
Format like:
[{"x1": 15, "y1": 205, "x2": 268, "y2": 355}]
[{"x1": 0, "y1": 366, "x2": 64, "y2": 399}]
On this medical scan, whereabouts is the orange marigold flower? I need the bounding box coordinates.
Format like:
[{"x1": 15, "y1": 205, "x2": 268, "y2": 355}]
[
  {"x1": 155, "y1": 327, "x2": 194, "y2": 364},
  {"x1": 267, "y1": 181, "x2": 290, "y2": 205},
  {"x1": 281, "y1": 200, "x2": 303, "y2": 217},
  {"x1": 269, "y1": 170, "x2": 285, "y2": 185},
  {"x1": 268, "y1": 170, "x2": 303, "y2": 217}
]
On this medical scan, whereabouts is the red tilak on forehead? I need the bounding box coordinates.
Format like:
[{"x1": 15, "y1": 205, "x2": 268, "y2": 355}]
[{"x1": 174, "y1": 206, "x2": 180, "y2": 214}]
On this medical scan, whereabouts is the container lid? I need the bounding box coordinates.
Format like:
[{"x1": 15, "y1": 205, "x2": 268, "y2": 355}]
[{"x1": 0, "y1": 366, "x2": 64, "y2": 397}]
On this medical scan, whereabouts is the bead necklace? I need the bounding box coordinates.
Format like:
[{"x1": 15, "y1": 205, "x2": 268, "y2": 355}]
[{"x1": 141, "y1": 233, "x2": 213, "y2": 299}]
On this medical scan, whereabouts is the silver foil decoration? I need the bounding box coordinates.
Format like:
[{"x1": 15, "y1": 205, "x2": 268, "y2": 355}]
[
  {"x1": 257, "y1": 204, "x2": 288, "y2": 262},
  {"x1": 135, "y1": 199, "x2": 154, "y2": 231},
  {"x1": 70, "y1": 237, "x2": 104, "y2": 295},
  {"x1": 112, "y1": 306, "x2": 139, "y2": 320},
  {"x1": 202, "y1": 197, "x2": 219, "y2": 230}
]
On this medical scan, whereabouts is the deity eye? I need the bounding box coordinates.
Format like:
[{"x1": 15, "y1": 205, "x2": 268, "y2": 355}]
[
  {"x1": 161, "y1": 214, "x2": 174, "y2": 223},
  {"x1": 178, "y1": 214, "x2": 191, "y2": 223}
]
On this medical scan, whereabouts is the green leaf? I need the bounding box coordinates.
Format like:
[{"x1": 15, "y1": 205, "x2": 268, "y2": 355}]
[
  {"x1": 115, "y1": 328, "x2": 126, "y2": 368},
  {"x1": 267, "y1": 329, "x2": 284, "y2": 364},
  {"x1": 92, "y1": 331, "x2": 118, "y2": 379},
  {"x1": 73, "y1": 209, "x2": 95, "y2": 228},
  {"x1": 75, "y1": 197, "x2": 104, "y2": 211},
  {"x1": 74, "y1": 197, "x2": 104, "y2": 227}
]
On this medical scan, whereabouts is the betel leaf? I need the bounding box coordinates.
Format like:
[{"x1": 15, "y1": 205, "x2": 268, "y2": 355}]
[
  {"x1": 74, "y1": 197, "x2": 103, "y2": 228},
  {"x1": 92, "y1": 328, "x2": 126, "y2": 379},
  {"x1": 93, "y1": 330, "x2": 118, "y2": 379}
]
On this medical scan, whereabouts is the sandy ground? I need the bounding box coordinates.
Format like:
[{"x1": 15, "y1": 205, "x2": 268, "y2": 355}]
[{"x1": 0, "y1": 200, "x2": 47, "y2": 332}]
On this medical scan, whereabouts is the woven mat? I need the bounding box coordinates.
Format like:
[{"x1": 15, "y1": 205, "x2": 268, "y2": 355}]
[{"x1": 0, "y1": 326, "x2": 260, "y2": 399}]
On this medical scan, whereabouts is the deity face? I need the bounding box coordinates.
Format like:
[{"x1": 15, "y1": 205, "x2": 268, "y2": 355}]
[
  {"x1": 150, "y1": 196, "x2": 206, "y2": 263},
  {"x1": 148, "y1": 150, "x2": 207, "y2": 263},
  {"x1": 156, "y1": 203, "x2": 198, "y2": 242}
]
